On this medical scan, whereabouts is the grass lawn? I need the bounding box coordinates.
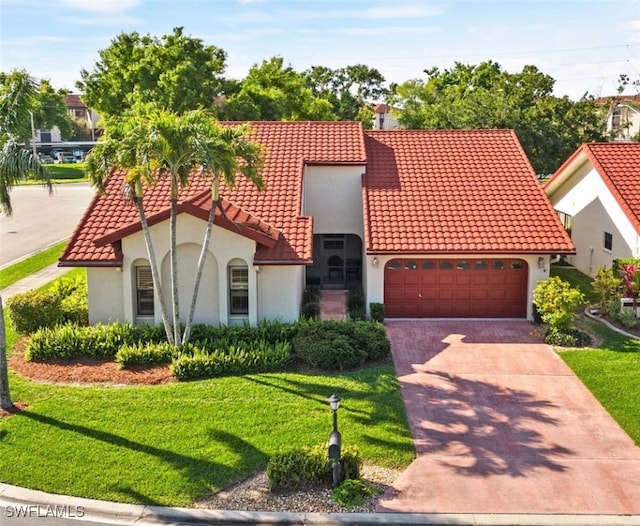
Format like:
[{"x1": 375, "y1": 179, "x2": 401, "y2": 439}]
[
  {"x1": 559, "y1": 321, "x2": 640, "y2": 445},
  {"x1": 0, "y1": 240, "x2": 68, "y2": 289},
  {"x1": 44, "y1": 163, "x2": 87, "y2": 182},
  {"x1": 0, "y1": 266, "x2": 413, "y2": 507},
  {"x1": 549, "y1": 266, "x2": 640, "y2": 446},
  {"x1": 1, "y1": 364, "x2": 414, "y2": 506}
]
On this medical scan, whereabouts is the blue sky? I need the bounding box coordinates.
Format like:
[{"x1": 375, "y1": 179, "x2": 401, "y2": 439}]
[{"x1": 1, "y1": 0, "x2": 639, "y2": 100}]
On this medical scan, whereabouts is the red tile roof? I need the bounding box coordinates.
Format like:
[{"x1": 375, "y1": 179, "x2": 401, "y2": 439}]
[
  {"x1": 363, "y1": 129, "x2": 574, "y2": 254},
  {"x1": 61, "y1": 123, "x2": 573, "y2": 268},
  {"x1": 61, "y1": 121, "x2": 366, "y2": 266},
  {"x1": 549, "y1": 143, "x2": 640, "y2": 234}
]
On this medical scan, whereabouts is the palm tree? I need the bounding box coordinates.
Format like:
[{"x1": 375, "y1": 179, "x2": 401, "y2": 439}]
[
  {"x1": 86, "y1": 107, "x2": 264, "y2": 347},
  {"x1": 0, "y1": 72, "x2": 51, "y2": 410},
  {"x1": 181, "y1": 123, "x2": 264, "y2": 345}
]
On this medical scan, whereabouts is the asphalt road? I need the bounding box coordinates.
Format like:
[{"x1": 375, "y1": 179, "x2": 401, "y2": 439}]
[{"x1": 0, "y1": 183, "x2": 95, "y2": 268}]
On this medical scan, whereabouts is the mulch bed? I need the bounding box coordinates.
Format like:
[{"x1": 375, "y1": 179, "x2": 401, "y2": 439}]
[{"x1": 8, "y1": 337, "x2": 175, "y2": 386}]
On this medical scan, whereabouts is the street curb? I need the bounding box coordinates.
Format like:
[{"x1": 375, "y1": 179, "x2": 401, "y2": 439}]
[{"x1": 2, "y1": 483, "x2": 640, "y2": 526}]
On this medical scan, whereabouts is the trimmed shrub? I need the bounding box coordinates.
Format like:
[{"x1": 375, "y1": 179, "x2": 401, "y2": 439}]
[
  {"x1": 346, "y1": 289, "x2": 364, "y2": 312},
  {"x1": 116, "y1": 341, "x2": 179, "y2": 368},
  {"x1": 266, "y1": 445, "x2": 362, "y2": 490},
  {"x1": 7, "y1": 290, "x2": 64, "y2": 334},
  {"x1": 592, "y1": 267, "x2": 622, "y2": 315},
  {"x1": 170, "y1": 341, "x2": 292, "y2": 380},
  {"x1": 26, "y1": 322, "x2": 136, "y2": 361},
  {"x1": 532, "y1": 277, "x2": 584, "y2": 334},
  {"x1": 293, "y1": 320, "x2": 390, "y2": 370},
  {"x1": 301, "y1": 301, "x2": 321, "y2": 320},
  {"x1": 369, "y1": 303, "x2": 385, "y2": 323},
  {"x1": 294, "y1": 324, "x2": 366, "y2": 370}
]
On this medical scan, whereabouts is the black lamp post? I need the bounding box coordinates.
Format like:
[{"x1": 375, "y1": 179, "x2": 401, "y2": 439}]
[{"x1": 327, "y1": 394, "x2": 342, "y2": 487}]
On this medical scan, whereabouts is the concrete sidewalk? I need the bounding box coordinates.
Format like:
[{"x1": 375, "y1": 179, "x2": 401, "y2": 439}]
[{"x1": 0, "y1": 263, "x2": 72, "y2": 302}]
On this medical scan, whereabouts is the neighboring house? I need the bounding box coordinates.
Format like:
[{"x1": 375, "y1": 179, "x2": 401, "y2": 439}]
[
  {"x1": 599, "y1": 94, "x2": 640, "y2": 142},
  {"x1": 545, "y1": 142, "x2": 640, "y2": 276},
  {"x1": 371, "y1": 104, "x2": 400, "y2": 130},
  {"x1": 59, "y1": 122, "x2": 573, "y2": 326},
  {"x1": 35, "y1": 94, "x2": 100, "y2": 146}
]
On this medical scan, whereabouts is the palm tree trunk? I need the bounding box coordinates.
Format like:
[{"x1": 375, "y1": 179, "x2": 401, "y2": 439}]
[
  {"x1": 0, "y1": 294, "x2": 14, "y2": 410},
  {"x1": 170, "y1": 197, "x2": 181, "y2": 347},
  {"x1": 134, "y1": 197, "x2": 174, "y2": 344},
  {"x1": 182, "y1": 199, "x2": 218, "y2": 345}
]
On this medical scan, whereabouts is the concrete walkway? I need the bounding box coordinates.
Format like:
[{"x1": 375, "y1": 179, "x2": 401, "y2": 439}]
[
  {"x1": 377, "y1": 320, "x2": 640, "y2": 515},
  {"x1": 0, "y1": 263, "x2": 72, "y2": 302}
]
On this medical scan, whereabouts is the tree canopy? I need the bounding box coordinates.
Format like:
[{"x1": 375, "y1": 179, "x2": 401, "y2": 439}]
[
  {"x1": 0, "y1": 70, "x2": 72, "y2": 143},
  {"x1": 78, "y1": 27, "x2": 227, "y2": 117},
  {"x1": 391, "y1": 61, "x2": 607, "y2": 174}
]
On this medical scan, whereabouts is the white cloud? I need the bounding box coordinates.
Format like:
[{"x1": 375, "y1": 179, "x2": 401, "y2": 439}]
[{"x1": 58, "y1": 0, "x2": 140, "y2": 14}]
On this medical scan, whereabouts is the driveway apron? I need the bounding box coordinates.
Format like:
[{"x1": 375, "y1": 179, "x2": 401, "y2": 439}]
[{"x1": 377, "y1": 320, "x2": 640, "y2": 515}]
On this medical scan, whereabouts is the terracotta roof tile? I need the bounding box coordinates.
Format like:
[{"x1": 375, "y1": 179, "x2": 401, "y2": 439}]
[
  {"x1": 61, "y1": 121, "x2": 366, "y2": 266},
  {"x1": 363, "y1": 129, "x2": 574, "y2": 254},
  {"x1": 580, "y1": 143, "x2": 640, "y2": 233}
]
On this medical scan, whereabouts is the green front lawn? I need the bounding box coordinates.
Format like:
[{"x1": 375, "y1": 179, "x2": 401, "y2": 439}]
[
  {"x1": 559, "y1": 321, "x2": 640, "y2": 445},
  {"x1": 44, "y1": 163, "x2": 87, "y2": 181},
  {"x1": 1, "y1": 364, "x2": 414, "y2": 506},
  {"x1": 0, "y1": 241, "x2": 68, "y2": 289}
]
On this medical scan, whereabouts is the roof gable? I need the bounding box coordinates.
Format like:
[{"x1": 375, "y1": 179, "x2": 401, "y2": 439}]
[
  {"x1": 363, "y1": 129, "x2": 574, "y2": 254},
  {"x1": 578, "y1": 143, "x2": 640, "y2": 234},
  {"x1": 60, "y1": 121, "x2": 367, "y2": 267}
]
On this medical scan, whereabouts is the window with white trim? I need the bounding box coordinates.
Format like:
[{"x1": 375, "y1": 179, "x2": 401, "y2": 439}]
[
  {"x1": 229, "y1": 265, "x2": 249, "y2": 315},
  {"x1": 136, "y1": 266, "x2": 154, "y2": 316}
]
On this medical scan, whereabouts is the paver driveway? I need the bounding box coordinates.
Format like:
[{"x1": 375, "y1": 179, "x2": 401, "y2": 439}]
[{"x1": 377, "y1": 320, "x2": 640, "y2": 515}]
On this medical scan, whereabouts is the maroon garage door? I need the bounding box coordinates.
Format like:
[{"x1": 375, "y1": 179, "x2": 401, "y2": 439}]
[{"x1": 384, "y1": 258, "x2": 528, "y2": 318}]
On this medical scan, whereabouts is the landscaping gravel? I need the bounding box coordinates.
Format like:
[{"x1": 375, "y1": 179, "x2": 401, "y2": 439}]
[{"x1": 194, "y1": 464, "x2": 402, "y2": 513}]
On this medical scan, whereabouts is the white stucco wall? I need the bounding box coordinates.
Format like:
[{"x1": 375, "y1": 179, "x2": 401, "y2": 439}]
[
  {"x1": 302, "y1": 165, "x2": 365, "y2": 238},
  {"x1": 549, "y1": 165, "x2": 639, "y2": 276},
  {"x1": 115, "y1": 213, "x2": 259, "y2": 326},
  {"x1": 257, "y1": 265, "x2": 304, "y2": 322},
  {"x1": 365, "y1": 253, "x2": 549, "y2": 320},
  {"x1": 87, "y1": 267, "x2": 124, "y2": 324}
]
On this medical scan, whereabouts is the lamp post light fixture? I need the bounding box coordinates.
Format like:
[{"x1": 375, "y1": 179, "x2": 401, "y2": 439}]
[{"x1": 326, "y1": 394, "x2": 342, "y2": 488}]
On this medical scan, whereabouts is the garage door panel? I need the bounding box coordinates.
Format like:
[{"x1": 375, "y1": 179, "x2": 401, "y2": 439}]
[{"x1": 384, "y1": 258, "x2": 528, "y2": 318}]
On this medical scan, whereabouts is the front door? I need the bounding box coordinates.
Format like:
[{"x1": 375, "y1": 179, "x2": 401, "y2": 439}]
[{"x1": 306, "y1": 234, "x2": 362, "y2": 289}]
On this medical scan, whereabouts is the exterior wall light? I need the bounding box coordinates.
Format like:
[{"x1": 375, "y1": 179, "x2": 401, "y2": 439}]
[
  {"x1": 372, "y1": 257, "x2": 379, "y2": 267},
  {"x1": 538, "y1": 256, "x2": 545, "y2": 269}
]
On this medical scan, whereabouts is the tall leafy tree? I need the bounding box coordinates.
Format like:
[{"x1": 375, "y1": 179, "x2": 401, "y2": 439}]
[
  {"x1": 78, "y1": 27, "x2": 227, "y2": 117},
  {"x1": 305, "y1": 64, "x2": 389, "y2": 122},
  {"x1": 0, "y1": 71, "x2": 73, "y2": 143},
  {"x1": 86, "y1": 107, "x2": 264, "y2": 347},
  {"x1": 0, "y1": 70, "x2": 51, "y2": 410},
  {"x1": 392, "y1": 61, "x2": 606, "y2": 174},
  {"x1": 217, "y1": 57, "x2": 334, "y2": 121}
]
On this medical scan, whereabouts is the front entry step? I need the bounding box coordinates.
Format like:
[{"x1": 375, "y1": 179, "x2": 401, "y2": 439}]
[{"x1": 320, "y1": 290, "x2": 347, "y2": 321}]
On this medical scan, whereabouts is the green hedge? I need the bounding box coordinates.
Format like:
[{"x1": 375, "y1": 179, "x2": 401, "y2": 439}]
[
  {"x1": 266, "y1": 444, "x2": 362, "y2": 490},
  {"x1": 293, "y1": 320, "x2": 390, "y2": 370},
  {"x1": 115, "y1": 341, "x2": 179, "y2": 368},
  {"x1": 170, "y1": 342, "x2": 292, "y2": 380},
  {"x1": 7, "y1": 276, "x2": 88, "y2": 334}
]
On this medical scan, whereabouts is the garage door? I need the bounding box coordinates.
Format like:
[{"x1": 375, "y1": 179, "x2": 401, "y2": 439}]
[{"x1": 384, "y1": 258, "x2": 528, "y2": 318}]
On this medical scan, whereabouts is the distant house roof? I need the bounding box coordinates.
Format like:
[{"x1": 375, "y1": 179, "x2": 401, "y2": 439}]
[
  {"x1": 60, "y1": 122, "x2": 573, "y2": 268},
  {"x1": 546, "y1": 142, "x2": 640, "y2": 234},
  {"x1": 363, "y1": 129, "x2": 574, "y2": 254},
  {"x1": 65, "y1": 94, "x2": 88, "y2": 110}
]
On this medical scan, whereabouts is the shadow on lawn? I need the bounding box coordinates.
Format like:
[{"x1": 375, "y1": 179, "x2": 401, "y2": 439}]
[
  {"x1": 17, "y1": 411, "x2": 268, "y2": 504},
  {"x1": 401, "y1": 370, "x2": 574, "y2": 477}
]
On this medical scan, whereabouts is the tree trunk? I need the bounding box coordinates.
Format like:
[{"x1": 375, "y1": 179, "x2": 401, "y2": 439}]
[
  {"x1": 134, "y1": 197, "x2": 174, "y2": 344},
  {"x1": 170, "y1": 197, "x2": 181, "y2": 347},
  {"x1": 182, "y1": 199, "x2": 217, "y2": 345},
  {"x1": 0, "y1": 294, "x2": 14, "y2": 410}
]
